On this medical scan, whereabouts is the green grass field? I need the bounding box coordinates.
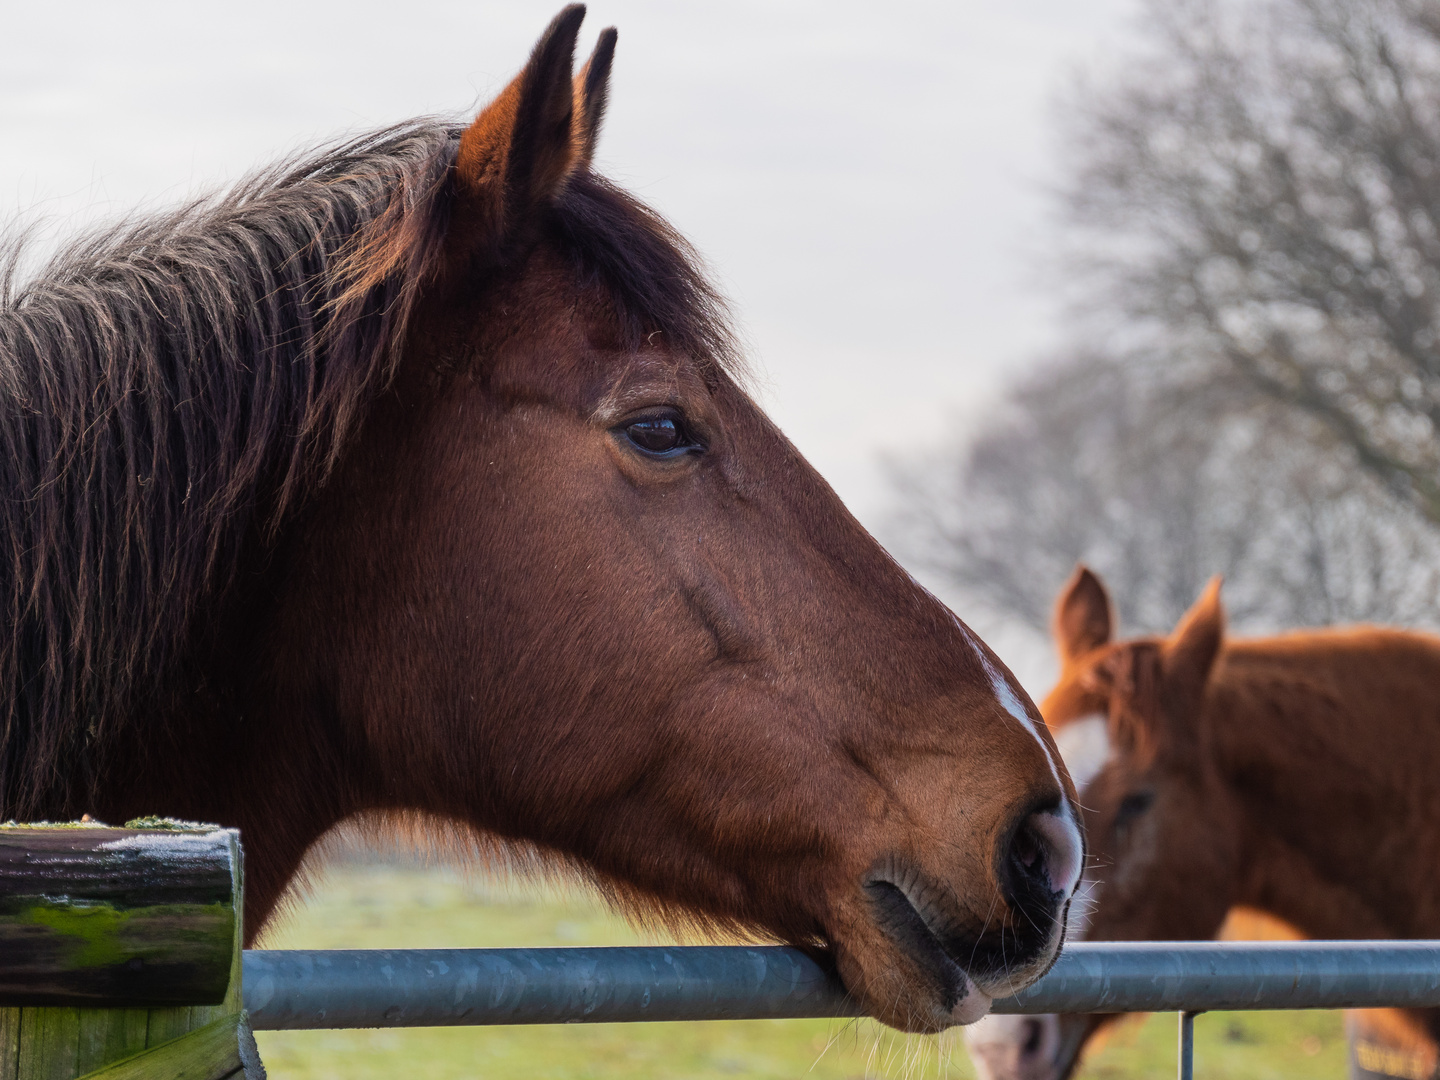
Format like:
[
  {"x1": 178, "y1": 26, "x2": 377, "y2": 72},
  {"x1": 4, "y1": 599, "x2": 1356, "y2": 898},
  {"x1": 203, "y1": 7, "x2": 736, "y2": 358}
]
[{"x1": 253, "y1": 864, "x2": 1348, "y2": 1079}]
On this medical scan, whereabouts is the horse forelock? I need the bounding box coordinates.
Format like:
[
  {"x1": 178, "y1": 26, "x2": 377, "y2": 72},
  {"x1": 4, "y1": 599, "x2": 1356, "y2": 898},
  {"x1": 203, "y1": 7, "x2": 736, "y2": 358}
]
[
  {"x1": 548, "y1": 172, "x2": 745, "y2": 385},
  {"x1": 0, "y1": 116, "x2": 740, "y2": 819}
]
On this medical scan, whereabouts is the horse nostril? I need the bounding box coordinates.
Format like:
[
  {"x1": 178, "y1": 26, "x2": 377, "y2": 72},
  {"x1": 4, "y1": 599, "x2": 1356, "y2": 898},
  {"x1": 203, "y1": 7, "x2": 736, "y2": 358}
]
[
  {"x1": 1005, "y1": 818, "x2": 1052, "y2": 903},
  {"x1": 1004, "y1": 809, "x2": 1083, "y2": 905},
  {"x1": 1012, "y1": 826, "x2": 1042, "y2": 873},
  {"x1": 1021, "y1": 1018, "x2": 1044, "y2": 1057}
]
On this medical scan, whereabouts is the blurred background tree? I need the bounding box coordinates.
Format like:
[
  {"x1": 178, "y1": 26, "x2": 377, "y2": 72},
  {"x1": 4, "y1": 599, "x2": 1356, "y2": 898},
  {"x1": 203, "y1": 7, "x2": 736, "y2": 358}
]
[
  {"x1": 888, "y1": 351, "x2": 1440, "y2": 636},
  {"x1": 889, "y1": 0, "x2": 1440, "y2": 639}
]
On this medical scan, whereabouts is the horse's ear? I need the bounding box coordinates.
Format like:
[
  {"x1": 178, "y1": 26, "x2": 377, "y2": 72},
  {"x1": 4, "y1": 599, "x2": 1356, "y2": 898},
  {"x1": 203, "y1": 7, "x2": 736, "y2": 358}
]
[
  {"x1": 453, "y1": 6, "x2": 590, "y2": 253},
  {"x1": 1101, "y1": 642, "x2": 1164, "y2": 764},
  {"x1": 1054, "y1": 565, "x2": 1114, "y2": 662},
  {"x1": 1101, "y1": 580, "x2": 1223, "y2": 767},
  {"x1": 573, "y1": 27, "x2": 617, "y2": 170},
  {"x1": 1163, "y1": 577, "x2": 1225, "y2": 707}
]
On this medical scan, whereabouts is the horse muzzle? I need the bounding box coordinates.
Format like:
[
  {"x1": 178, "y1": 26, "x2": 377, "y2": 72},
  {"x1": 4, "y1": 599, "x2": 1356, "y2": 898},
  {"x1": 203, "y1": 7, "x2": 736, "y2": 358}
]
[{"x1": 829, "y1": 805, "x2": 1081, "y2": 1033}]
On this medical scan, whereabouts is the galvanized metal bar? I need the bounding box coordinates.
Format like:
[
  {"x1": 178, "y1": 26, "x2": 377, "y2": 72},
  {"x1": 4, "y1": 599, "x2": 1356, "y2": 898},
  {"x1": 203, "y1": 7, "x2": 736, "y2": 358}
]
[
  {"x1": 992, "y1": 941, "x2": 1440, "y2": 1015},
  {"x1": 1178, "y1": 1011, "x2": 1198, "y2": 1080},
  {"x1": 243, "y1": 946, "x2": 861, "y2": 1030},
  {"x1": 242, "y1": 940, "x2": 1440, "y2": 1030}
]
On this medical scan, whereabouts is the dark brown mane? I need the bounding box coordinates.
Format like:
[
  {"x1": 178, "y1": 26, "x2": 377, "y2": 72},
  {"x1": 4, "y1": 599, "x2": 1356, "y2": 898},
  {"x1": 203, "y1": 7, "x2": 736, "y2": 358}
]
[
  {"x1": 549, "y1": 173, "x2": 741, "y2": 375},
  {"x1": 0, "y1": 117, "x2": 737, "y2": 819}
]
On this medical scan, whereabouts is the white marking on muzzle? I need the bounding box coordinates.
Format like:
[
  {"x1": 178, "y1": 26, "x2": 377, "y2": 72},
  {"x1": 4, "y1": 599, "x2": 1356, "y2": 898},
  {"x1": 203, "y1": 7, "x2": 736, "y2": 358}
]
[
  {"x1": 954, "y1": 621, "x2": 1061, "y2": 786},
  {"x1": 956, "y1": 620, "x2": 1083, "y2": 897},
  {"x1": 964, "y1": 1013, "x2": 1063, "y2": 1080}
]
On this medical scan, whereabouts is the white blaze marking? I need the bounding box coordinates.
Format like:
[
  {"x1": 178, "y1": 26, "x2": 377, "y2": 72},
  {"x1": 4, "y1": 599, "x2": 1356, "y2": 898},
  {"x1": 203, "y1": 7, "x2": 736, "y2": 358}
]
[
  {"x1": 957, "y1": 620, "x2": 1084, "y2": 897},
  {"x1": 1054, "y1": 715, "x2": 1111, "y2": 793},
  {"x1": 955, "y1": 620, "x2": 1063, "y2": 790}
]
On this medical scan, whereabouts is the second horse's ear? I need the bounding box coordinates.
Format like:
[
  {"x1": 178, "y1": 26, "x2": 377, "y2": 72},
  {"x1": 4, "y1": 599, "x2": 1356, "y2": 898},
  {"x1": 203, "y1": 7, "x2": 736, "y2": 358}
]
[
  {"x1": 451, "y1": 6, "x2": 617, "y2": 260},
  {"x1": 1164, "y1": 577, "x2": 1225, "y2": 707},
  {"x1": 1101, "y1": 641, "x2": 1163, "y2": 764},
  {"x1": 1054, "y1": 565, "x2": 1113, "y2": 662},
  {"x1": 1101, "y1": 579, "x2": 1224, "y2": 768}
]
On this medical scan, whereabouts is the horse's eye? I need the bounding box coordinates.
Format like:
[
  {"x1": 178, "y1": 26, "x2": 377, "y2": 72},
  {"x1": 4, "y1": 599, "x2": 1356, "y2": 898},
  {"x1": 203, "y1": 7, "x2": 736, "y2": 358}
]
[
  {"x1": 1116, "y1": 790, "x2": 1154, "y2": 826},
  {"x1": 621, "y1": 414, "x2": 695, "y2": 457}
]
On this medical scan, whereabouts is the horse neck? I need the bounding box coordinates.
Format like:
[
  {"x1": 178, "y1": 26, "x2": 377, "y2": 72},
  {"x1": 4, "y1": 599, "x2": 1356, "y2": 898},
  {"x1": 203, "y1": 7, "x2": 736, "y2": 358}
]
[
  {"x1": 86, "y1": 533, "x2": 373, "y2": 942},
  {"x1": 1208, "y1": 632, "x2": 1440, "y2": 938}
]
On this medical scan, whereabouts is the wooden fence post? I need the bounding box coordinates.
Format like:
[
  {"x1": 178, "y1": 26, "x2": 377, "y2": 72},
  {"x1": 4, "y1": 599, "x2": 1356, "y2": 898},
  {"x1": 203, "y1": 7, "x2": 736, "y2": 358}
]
[{"x1": 0, "y1": 820, "x2": 263, "y2": 1080}]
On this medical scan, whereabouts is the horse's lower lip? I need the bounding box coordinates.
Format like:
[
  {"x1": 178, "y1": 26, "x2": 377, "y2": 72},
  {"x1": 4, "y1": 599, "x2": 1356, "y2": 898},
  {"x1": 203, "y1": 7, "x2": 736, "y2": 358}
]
[{"x1": 865, "y1": 878, "x2": 992, "y2": 1023}]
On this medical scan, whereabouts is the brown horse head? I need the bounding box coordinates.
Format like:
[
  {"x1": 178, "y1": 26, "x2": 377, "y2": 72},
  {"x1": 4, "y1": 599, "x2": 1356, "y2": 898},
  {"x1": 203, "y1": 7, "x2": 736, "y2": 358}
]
[
  {"x1": 966, "y1": 573, "x2": 1235, "y2": 1076},
  {"x1": 1, "y1": 7, "x2": 1083, "y2": 1033}
]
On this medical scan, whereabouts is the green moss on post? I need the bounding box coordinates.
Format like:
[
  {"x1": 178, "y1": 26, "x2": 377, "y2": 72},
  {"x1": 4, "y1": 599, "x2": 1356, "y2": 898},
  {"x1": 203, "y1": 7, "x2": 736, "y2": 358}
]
[{"x1": 0, "y1": 824, "x2": 261, "y2": 1080}]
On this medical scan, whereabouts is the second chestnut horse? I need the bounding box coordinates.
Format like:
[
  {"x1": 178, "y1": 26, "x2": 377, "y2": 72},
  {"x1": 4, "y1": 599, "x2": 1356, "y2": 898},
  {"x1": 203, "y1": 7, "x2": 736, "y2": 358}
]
[{"x1": 966, "y1": 567, "x2": 1440, "y2": 1074}]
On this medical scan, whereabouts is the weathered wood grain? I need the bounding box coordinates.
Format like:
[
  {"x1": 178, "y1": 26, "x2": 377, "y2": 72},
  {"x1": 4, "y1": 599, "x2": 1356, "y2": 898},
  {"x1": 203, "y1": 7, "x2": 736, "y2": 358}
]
[
  {"x1": 146, "y1": 825, "x2": 244, "y2": 1051},
  {"x1": 16, "y1": 1008, "x2": 78, "y2": 1080},
  {"x1": 0, "y1": 826, "x2": 236, "y2": 1008},
  {"x1": 144, "y1": 1008, "x2": 197, "y2": 1049},
  {"x1": 0, "y1": 1007, "x2": 19, "y2": 1080},
  {"x1": 73, "y1": 1013, "x2": 249, "y2": 1080},
  {"x1": 73, "y1": 1011, "x2": 146, "y2": 1075}
]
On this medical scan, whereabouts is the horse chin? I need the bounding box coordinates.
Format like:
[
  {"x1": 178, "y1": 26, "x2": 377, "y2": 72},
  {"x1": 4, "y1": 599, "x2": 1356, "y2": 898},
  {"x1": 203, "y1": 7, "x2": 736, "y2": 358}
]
[
  {"x1": 831, "y1": 876, "x2": 1062, "y2": 1033},
  {"x1": 831, "y1": 932, "x2": 994, "y2": 1034}
]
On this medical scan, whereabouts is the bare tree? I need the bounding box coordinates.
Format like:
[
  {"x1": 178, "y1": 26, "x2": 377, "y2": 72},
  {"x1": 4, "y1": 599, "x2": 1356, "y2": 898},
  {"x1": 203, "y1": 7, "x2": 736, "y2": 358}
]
[
  {"x1": 1064, "y1": 0, "x2": 1440, "y2": 521},
  {"x1": 887, "y1": 351, "x2": 1440, "y2": 637},
  {"x1": 887, "y1": 0, "x2": 1440, "y2": 637}
]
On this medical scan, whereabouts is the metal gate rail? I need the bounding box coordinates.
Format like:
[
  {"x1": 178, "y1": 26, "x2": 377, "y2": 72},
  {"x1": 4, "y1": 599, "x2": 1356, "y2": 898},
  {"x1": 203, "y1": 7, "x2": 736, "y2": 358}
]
[{"x1": 243, "y1": 941, "x2": 1440, "y2": 1077}]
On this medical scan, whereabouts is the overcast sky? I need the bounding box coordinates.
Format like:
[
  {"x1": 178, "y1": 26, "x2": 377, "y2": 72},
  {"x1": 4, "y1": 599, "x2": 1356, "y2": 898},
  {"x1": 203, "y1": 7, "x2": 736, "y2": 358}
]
[{"x1": 0, "y1": 0, "x2": 1139, "y2": 688}]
